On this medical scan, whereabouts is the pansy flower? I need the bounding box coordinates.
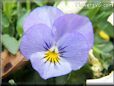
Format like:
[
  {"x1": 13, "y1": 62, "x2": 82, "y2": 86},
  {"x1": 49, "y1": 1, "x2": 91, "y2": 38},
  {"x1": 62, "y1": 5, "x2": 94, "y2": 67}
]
[{"x1": 20, "y1": 6, "x2": 94, "y2": 79}]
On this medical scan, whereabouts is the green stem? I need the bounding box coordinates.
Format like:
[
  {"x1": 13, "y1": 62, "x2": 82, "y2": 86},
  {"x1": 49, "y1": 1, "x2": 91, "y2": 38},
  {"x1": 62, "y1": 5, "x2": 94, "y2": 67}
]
[
  {"x1": 26, "y1": 0, "x2": 30, "y2": 12},
  {"x1": 17, "y1": 1, "x2": 20, "y2": 19},
  {"x1": 65, "y1": 73, "x2": 71, "y2": 84}
]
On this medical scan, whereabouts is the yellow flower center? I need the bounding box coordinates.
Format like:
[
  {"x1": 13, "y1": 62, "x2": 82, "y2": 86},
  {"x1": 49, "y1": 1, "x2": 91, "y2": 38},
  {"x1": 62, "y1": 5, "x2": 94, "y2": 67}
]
[{"x1": 45, "y1": 50, "x2": 60, "y2": 63}]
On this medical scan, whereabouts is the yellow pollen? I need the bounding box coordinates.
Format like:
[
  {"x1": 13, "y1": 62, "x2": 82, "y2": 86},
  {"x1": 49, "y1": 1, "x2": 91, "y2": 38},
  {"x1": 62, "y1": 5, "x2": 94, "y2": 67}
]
[{"x1": 45, "y1": 50, "x2": 60, "y2": 63}]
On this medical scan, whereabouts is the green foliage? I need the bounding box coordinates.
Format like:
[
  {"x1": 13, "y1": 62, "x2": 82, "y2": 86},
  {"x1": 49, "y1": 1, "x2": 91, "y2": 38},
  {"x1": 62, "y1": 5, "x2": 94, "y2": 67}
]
[
  {"x1": 2, "y1": 34, "x2": 19, "y2": 55},
  {"x1": 16, "y1": 12, "x2": 29, "y2": 37},
  {"x1": 79, "y1": 0, "x2": 114, "y2": 72},
  {"x1": 55, "y1": 64, "x2": 93, "y2": 85},
  {"x1": 96, "y1": 21, "x2": 114, "y2": 38},
  {"x1": 66, "y1": 64, "x2": 93, "y2": 85},
  {"x1": 93, "y1": 42, "x2": 114, "y2": 70},
  {"x1": 1, "y1": 0, "x2": 114, "y2": 85},
  {"x1": 55, "y1": 74, "x2": 68, "y2": 85},
  {"x1": 2, "y1": 14, "x2": 9, "y2": 28},
  {"x1": 3, "y1": 0, "x2": 16, "y2": 19},
  {"x1": 5, "y1": 63, "x2": 92, "y2": 85},
  {"x1": 9, "y1": 63, "x2": 47, "y2": 85}
]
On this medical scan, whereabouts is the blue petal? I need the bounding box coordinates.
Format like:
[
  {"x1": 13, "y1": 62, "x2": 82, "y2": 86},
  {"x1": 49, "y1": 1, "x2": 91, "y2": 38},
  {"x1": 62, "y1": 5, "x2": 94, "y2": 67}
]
[
  {"x1": 23, "y1": 6, "x2": 63, "y2": 32},
  {"x1": 57, "y1": 32, "x2": 89, "y2": 70},
  {"x1": 53, "y1": 14, "x2": 94, "y2": 49},
  {"x1": 20, "y1": 24, "x2": 54, "y2": 59},
  {"x1": 30, "y1": 52, "x2": 72, "y2": 79}
]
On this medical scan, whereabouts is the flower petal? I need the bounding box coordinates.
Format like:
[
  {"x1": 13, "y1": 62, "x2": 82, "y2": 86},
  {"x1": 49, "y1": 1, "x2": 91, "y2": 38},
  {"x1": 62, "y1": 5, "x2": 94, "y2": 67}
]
[
  {"x1": 53, "y1": 14, "x2": 94, "y2": 49},
  {"x1": 57, "y1": 32, "x2": 89, "y2": 70},
  {"x1": 107, "y1": 13, "x2": 114, "y2": 26},
  {"x1": 56, "y1": 0, "x2": 87, "y2": 14},
  {"x1": 20, "y1": 24, "x2": 54, "y2": 59},
  {"x1": 30, "y1": 52, "x2": 72, "y2": 79},
  {"x1": 23, "y1": 6, "x2": 63, "y2": 32}
]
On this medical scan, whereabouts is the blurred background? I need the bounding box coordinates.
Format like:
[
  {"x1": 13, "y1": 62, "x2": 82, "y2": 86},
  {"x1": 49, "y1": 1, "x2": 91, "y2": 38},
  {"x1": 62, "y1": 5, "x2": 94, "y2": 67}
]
[{"x1": 0, "y1": 0, "x2": 114, "y2": 85}]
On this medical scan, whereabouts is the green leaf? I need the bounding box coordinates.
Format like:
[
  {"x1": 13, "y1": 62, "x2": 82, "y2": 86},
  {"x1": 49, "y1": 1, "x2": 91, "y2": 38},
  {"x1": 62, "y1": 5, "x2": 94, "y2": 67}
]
[
  {"x1": 55, "y1": 64, "x2": 93, "y2": 85},
  {"x1": 80, "y1": 0, "x2": 113, "y2": 29},
  {"x1": 2, "y1": 14, "x2": 11, "y2": 35},
  {"x1": 93, "y1": 41, "x2": 114, "y2": 70},
  {"x1": 94, "y1": 33, "x2": 106, "y2": 44},
  {"x1": 94, "y1": 42, "x2": 113, "y2": 53},
  {"x1": 96, "y1": 21, "x2": 114, "y2": 38},
  {"x1": 16, "y1": 12, "x2": 29, "y2": 37},
  {"x1": 87, "y1": 7, "x2": 100, "y2": 20},
  {"x1": 79, "y1": 0, "x2": 101, "y2": 19},
  {"x1": 26, "y1": 0, "x2": 31, "y2": 12},
  {"x1": 33, "y1": 0, "x2": 47, "y2": 6},
  {"x1": 55, "y1": 74, "x2": 69, "y2": 85},
  {"x1": 66, "y1": 64, "x2": 93, "y2": 85},
  {"x1": 2, "y1": 14, "x2": 9, "y2": 28},
  {"x1": 3, "y1": 0, "x2": 16, "y2": 19},
  {"x1": 54, "y1": 0, "x2": 62, "y2": 7},
  {"x1": 23, "y1": 71, "x2": 47, "y2": 85},
  {"x1": 11, "y1": 63, "x2": 47, "y2": 85},
  {"x1": 95, "y1": 11, "x2": 112, "y2": 21},
  {"x1": 2, "y1": 34, "x2": 19, "y2": 55},
  {"x1": 101, "y1": 54, "x2": 113, "y2": 70}
]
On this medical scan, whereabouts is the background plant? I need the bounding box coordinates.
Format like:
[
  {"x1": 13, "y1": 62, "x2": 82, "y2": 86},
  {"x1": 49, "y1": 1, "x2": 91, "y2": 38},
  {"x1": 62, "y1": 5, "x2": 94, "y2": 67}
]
[{"x1": 1, "y1": 0, "x2": 114, "y2": 85}]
